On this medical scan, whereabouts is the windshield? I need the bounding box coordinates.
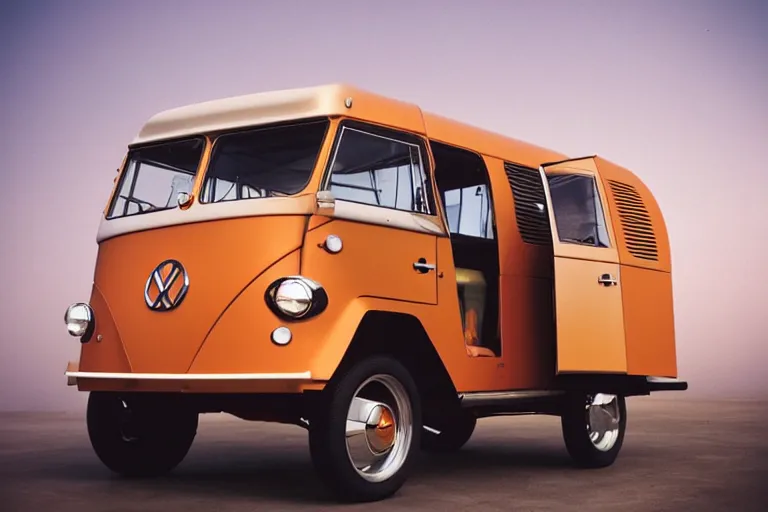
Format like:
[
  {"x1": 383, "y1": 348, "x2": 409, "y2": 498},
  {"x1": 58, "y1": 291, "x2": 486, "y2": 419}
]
[
  {"x1": 200, "y1": 119, "x2": 329, "y2": 203},
  {"x1": 107, "y1": 138, "x2": 204, "y2": 219}
]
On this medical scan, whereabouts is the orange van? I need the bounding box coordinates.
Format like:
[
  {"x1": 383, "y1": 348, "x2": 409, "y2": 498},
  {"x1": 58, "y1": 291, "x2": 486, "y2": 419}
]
[{"x1": 63, "y1": 84, "x2": 687, "y2": 502}]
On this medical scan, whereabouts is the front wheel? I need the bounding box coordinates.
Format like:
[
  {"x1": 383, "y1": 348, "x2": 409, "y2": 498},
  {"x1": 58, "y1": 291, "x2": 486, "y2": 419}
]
[
  {"x1": 561, "y1": 392, "x2": 626, "y2": 468},
  {"x1": 86, "y1": 392, "x2": 199, "y2": 478},
  {"x1": 308, "y1": 356, "x2": 422, "y2": 502}
]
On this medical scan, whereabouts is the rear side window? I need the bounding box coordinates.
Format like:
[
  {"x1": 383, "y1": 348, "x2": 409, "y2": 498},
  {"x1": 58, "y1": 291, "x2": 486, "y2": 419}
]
[{"x1": 546, "y1": 173, "x2": 610, "y2": 248}]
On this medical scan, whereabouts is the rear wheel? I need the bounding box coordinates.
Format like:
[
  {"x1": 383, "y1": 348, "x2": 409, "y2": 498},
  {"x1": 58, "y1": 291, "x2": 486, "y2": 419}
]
[
  {"x1": 308, "y1": 356, "x2": 421, "y2": 502},
  {"x1": 561, "y1": 392, "x2": 626, "y2": 468},
  {"x1": 86, "y1": 392, "x2": 198, "y2": 477}
]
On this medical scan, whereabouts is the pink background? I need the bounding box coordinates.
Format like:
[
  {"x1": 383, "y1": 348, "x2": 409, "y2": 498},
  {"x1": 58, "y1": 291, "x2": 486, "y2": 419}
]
[{"x1": 1, "y1": 0, "x2": 766, "y2": 410}]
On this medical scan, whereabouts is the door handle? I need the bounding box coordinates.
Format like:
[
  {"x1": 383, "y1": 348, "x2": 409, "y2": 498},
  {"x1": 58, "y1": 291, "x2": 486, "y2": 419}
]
[
  {"x1": 413, "y1": 258, "x2": 436, "y2": 274},
  {"x1": 598, "y1": 273, "x2": 618, "y2": 286}
]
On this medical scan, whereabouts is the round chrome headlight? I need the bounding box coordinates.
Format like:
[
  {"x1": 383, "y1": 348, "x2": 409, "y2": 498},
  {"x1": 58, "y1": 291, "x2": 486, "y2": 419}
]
[
  {"x1": 265, "y1": 276, "x2": 328, "y2": 321},
  {"x1": 64, "y1": 303, "x2": 93, "y2": 338},
  {"x1": 275, "y1": 278, "x2": 314, "y2": 317}
]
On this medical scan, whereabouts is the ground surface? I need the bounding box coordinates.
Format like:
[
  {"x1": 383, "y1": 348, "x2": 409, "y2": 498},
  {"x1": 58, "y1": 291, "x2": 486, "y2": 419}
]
[{"x1": 1, "y1": 395, "x2": 766, "y2": 511}]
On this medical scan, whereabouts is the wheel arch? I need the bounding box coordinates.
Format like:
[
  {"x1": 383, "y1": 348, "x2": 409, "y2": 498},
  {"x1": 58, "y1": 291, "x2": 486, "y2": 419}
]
[{"x1": 326, "y1": 310, "x2": 460, "y2": 415}]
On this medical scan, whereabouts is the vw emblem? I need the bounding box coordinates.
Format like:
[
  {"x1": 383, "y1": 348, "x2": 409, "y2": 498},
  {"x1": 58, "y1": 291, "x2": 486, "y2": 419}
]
[{"x1": 144, "y1": 259, "x2": 190, "y2": 311}]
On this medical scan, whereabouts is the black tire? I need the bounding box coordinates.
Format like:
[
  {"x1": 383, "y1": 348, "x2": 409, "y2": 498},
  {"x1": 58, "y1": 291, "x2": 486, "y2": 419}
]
[
  {"x1": 421, "y1": 411, "x2": 476, "y2": 453},
  {"x1": 308, "y1": 356, "x2": 422, "y2": 503},
  {"x1": 560, "y1": 392, "x2": 626, "y2": 468},
  {"x1": 86, "y1": 391, "x2": 198, "y2": 478}
]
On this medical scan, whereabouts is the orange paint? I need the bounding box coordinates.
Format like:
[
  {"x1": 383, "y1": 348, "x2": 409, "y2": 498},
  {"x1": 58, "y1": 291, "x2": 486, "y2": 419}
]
[{"x1": 91, "y1": 215, "x2": 307, "y2": 374}]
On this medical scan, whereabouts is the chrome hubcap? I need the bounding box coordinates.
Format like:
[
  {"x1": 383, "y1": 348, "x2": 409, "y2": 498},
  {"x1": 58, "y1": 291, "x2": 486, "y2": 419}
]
[
  {"x1": 585, "y1": 393, "x2": 621, "y2": 451},
  {"x1": 345, "y1": 374, "x2": 412, "y2": 483}
]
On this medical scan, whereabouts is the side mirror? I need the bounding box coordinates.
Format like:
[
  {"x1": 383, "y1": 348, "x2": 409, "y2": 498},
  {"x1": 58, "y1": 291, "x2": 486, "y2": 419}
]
[
  {"x1": 315, "y1": 190, "x2": 336, "y2": 216},
  {"x1": 177, "y1": 191, "x2": 194, "y2": 209}
]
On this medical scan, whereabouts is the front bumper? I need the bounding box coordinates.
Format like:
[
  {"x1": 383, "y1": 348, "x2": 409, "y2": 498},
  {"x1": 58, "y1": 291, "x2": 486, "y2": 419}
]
[{"x1": 64, "y1": 360, "x2": 323, "y2": 394}]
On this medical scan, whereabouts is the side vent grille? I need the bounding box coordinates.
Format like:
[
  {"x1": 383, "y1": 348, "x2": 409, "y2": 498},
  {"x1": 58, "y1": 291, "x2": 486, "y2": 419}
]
[
  {"x1": 504, "y1": 163, "x2": 552, "y2": 246},
  {"x1": 607, "y1": 180, "x2": 658, "y2": 261}
]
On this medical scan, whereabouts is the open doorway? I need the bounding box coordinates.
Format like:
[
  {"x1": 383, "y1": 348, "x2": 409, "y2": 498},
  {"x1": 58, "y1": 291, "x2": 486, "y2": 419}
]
[{"x1": 430, "y1": 140, "x2": 500, "y2": 357}]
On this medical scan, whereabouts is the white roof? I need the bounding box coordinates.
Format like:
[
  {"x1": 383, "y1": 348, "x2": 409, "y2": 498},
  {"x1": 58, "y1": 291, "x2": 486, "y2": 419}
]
[{"x1": 131, "y1": 83, "x2": 407, "y2": 145}]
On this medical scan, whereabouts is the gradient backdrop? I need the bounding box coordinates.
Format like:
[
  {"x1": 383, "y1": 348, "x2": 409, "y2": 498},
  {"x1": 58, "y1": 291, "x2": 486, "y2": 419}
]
[{"x1": 1, "y1": 0, "x2": 766, "y2": 411}]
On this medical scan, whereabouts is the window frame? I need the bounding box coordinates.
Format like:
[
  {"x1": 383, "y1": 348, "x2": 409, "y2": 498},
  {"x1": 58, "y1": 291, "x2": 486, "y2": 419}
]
[
  {"x1": 199, "y1": 117, "x2": 332, "y2": 204},
  {"x1": 106, "y1": 136, "x2": 206, "y2": 220},
  {"x1": 441, "y1": 181, "x2": 496, "y2": 241},
  {"x1": 429, "y1": 140, "x2": 498, "y2": 241},
  {"x1": 320, "y1": 120, "x2": 438, "y2": 216}
]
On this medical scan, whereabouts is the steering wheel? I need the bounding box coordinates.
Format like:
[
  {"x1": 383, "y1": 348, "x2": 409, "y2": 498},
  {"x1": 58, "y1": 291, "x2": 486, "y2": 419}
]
[{"x1": 119, "y1": 195, "x2": 159, "y2": 213}]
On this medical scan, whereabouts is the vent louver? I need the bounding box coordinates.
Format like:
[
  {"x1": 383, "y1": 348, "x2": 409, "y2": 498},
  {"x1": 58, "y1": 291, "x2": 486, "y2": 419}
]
[
  {"x1": 504, "y1": 163, "x2": 552, "y2": 246},
  {"x1": 607, "y1": 180, "x2": 659, "y2": 261}
]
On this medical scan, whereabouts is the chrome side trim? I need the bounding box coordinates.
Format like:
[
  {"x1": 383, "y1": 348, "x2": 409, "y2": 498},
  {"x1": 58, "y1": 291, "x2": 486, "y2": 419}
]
[
  {"x1": 459, "y1": 390, "x2": 564, "y2": 404},
  {"x1": 65, "y1": 371, "x2": 312, "y2": 380}
]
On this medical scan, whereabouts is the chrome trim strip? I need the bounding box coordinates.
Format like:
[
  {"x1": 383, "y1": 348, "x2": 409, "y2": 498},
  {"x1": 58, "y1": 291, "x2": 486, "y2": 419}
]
[
  {"x1": 459, "y1": 390, "x2": 564, "y2": 403},
  {"x1": 65, "y1": 371, "x2": 312, "y2": 380}
]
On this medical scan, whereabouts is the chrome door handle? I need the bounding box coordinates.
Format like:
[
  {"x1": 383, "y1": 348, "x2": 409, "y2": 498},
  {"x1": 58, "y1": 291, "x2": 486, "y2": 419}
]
[
  {"x1": 598, "y1": 273, "x2": 618, "y2": 286},
  {"x1": 413, "y1": 259, "x2": 436, "y2": 273}
]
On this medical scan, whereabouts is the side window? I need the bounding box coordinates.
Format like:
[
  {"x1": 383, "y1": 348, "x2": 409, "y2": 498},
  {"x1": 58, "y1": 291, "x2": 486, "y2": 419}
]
[
  {"x1": 546, "y1": 173, "x2": 610, "y2": 247},
  {"x1": 443, "y1": 184, "x2": 494, "y2": 239},
  {"x1": 431, "y1": 141, "x2": 495, "y2": 240},
  {"x1": 326, "y1": 124, "x2": 433, "y2": 215},
  {"x1": 431, "y1": 140, "x2": 500, "y2": 358}
]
